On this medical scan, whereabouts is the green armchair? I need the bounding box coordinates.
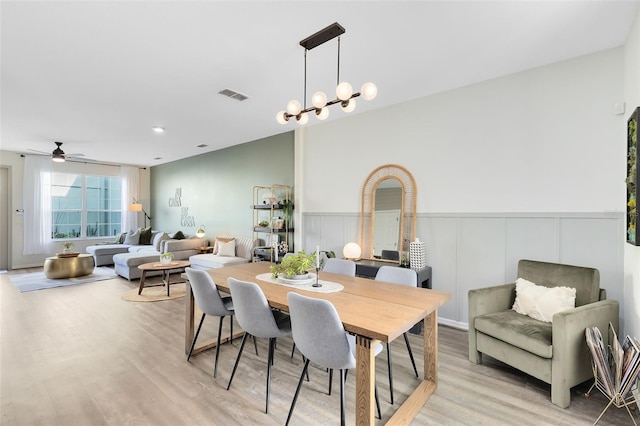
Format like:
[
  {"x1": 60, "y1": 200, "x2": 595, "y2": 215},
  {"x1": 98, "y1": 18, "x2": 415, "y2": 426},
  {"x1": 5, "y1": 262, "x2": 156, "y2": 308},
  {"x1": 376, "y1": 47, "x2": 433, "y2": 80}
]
[{"x1": 468, "y1": 259, "x2": 619, "y2": 408}]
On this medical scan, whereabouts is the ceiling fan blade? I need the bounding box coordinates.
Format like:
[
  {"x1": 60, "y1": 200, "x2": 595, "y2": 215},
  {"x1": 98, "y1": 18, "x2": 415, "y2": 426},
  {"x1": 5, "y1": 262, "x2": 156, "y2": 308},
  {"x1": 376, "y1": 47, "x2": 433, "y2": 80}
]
[{"x1": 27, "y1": 148, "x2": 50, "y2": 155}]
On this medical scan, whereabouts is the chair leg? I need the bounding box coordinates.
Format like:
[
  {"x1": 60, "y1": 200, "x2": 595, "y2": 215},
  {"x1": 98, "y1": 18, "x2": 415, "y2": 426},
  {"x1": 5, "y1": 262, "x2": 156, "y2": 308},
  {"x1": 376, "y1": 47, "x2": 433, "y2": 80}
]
[
  {"x1": 229, "y1": 315, "x2": 234, "y2": 345},
  {"x1": 214, "y1": 316, "x2": 224, "y2": 378},
  {"x1": 265, "y1": 337, "x2": 276, "y2": 414},
  {"x1": 403, "y1": 332, "x2": 419, "y2": 377},
  {"x1": 187, "y1": 313, "x2": 206, "y2": 361},
  {"x1": 226, "y1": 332, "x2": 248, "y2": 391},
  {"x1": 291, "y1": 342, "x2": 296, "y2": 358},
  {"x1": 375, "y1": 384, "x2": 381, "y2": 420},
  {"x1": 328, "y1": 368, "x2": 333, "y2": 395},
  {"x1": 253, "y1": 335, "x2": 259, "y2": 356},
  {"x1": 285, "y1": 358, "x2": 310, "y2": 426},
  {"x1": 387, "y1": 343, "x2": 394, "y2": 405},
  {"x1": 339, "y1": 369, "x2": 346, "y2": 426}
]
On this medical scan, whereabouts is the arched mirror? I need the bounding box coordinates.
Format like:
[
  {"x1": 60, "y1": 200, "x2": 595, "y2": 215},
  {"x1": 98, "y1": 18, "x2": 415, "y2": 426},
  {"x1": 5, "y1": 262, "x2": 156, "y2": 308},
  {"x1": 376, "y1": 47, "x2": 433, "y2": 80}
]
[{"x1": 360, "y1": 164, "x2": 417, "y2": 261}]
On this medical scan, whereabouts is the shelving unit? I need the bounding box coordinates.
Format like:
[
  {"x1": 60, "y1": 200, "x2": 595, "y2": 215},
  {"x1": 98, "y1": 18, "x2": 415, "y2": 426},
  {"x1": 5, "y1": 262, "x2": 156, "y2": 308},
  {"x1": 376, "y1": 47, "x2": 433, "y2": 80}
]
[{"x1": 252, "y1": 184, "x2": 293, "y2": 262}]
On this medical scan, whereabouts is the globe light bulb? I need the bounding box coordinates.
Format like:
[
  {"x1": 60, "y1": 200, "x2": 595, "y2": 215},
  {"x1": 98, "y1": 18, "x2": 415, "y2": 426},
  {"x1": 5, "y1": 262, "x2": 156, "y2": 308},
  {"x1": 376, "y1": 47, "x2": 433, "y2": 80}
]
[
  {"x1": 312, "y1": 91, "x2": 327, "y2": 108},
  {"x1": 276, "y1": 111, "x2": 289, "y2": 124},
  {"x1": 296, "y1": 112, "x2": 309, "y2": 125},
  {"x1": 341, "y1": 99, "x2": 356, "y2": 113},
  {"x1": 287, "y1": 99, "x2": 302, "y2": 116},
  {"x1": 336, "y1": 82, "x2": 353, "y2": 101},
  {"x1": 316, "y1": 107, "x2": 329, "y2": 120},
  {"x1": 361, "y1": 82, "x2": 378, "y2": 101},
  {"x1": 343, "y1": 242, "x2": 361, "y2": 259}
]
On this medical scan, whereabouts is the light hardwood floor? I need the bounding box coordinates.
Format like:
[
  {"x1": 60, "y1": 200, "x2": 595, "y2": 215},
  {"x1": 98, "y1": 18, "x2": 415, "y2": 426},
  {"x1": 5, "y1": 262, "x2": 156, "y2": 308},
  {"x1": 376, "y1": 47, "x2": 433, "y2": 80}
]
[{"x1": 0, "y1": 269, "x2": 634, "y2": 425}]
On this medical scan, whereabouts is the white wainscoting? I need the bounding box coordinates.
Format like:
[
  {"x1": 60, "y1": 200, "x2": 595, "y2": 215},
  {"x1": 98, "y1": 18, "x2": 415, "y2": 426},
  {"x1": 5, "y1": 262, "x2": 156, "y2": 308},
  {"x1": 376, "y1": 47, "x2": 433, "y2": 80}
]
[{"x1": 302, "y1": 212, "x2": 625, "y2": 329}]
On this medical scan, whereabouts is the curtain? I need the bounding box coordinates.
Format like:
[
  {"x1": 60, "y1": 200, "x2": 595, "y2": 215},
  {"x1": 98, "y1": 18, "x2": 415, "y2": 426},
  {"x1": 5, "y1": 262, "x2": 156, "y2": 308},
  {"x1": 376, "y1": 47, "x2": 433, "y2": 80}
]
[
  {"x1": 120, "y1": 165, "x2": 139, "y2": 232},
  {"x1": 23, "y1": 156, "x2": 52, "y2": 254}
]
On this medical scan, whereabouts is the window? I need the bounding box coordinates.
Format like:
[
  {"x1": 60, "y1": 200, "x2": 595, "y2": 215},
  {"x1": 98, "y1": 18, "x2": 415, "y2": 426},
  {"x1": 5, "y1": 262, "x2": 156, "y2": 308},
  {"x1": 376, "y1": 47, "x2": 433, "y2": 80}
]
[{"x1": 51, "y1": 173, "x2": 122, "y2": 239}]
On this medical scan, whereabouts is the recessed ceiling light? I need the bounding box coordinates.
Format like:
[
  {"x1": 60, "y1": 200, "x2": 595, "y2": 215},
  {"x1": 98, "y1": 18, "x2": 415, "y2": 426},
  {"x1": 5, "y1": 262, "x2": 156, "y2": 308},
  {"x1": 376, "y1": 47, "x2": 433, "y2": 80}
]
[
  {"x1": 152, "y1": 127, "x2": 165, "y2": 133},
  {"x1": 153, "y1": 157, "x2": 162, "y2": 160},
  {"x1": 195, "y1": 144, "x2": 208, "y2": 148}
]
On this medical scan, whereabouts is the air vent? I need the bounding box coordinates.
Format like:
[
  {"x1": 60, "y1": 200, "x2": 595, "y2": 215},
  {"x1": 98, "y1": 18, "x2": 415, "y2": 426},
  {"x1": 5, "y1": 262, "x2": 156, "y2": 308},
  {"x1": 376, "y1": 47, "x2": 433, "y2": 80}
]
[
  {"x1": 195, "y1": 144, "x2": 208, "y2": 148},
  {"x1": 218, "y1": 88, "x2": 249, "y2": 102}
]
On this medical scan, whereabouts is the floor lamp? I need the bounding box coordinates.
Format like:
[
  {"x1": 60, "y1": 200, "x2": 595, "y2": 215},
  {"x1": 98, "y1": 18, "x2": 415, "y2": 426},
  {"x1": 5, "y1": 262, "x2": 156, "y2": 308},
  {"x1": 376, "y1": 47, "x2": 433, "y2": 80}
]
[{"x1": 128, "y1": 198, "x2": 151, "y2": 228}]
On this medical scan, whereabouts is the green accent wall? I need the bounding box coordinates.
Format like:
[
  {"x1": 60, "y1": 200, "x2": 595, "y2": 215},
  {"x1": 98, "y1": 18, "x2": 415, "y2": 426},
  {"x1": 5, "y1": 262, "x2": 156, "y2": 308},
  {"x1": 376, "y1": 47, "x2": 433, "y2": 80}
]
[{"x1": 150, "y1": 132, "x2": 294, "y2": 240}]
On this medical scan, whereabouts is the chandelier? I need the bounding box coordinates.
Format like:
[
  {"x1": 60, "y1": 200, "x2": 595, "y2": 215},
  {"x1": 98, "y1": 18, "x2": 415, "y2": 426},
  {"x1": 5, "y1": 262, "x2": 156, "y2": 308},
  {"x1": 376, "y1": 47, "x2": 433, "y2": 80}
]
[{"x1": 276, "y1": 22, "x2": 377, "y2": 125}]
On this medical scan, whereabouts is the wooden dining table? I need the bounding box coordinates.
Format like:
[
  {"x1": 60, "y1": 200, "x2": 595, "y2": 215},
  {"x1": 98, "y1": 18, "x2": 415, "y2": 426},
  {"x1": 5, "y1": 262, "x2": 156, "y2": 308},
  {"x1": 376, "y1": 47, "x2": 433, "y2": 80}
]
[{"x1": 184, "y1": 262, "x2": 450, "y2": 425}]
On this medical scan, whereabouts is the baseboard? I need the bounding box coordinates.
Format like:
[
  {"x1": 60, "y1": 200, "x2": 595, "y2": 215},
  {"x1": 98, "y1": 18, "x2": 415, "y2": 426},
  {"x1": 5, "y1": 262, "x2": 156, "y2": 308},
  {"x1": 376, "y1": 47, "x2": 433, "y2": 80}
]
[{"x1": 439, "y1": 317, "x2": 468, "y2": 330}]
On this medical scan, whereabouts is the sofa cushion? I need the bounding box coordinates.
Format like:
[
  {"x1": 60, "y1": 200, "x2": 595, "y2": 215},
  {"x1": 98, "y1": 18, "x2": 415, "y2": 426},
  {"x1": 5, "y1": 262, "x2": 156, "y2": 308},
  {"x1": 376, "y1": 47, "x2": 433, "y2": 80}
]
[
  {"x1": 138, "y1": 227, "x2": 153, "y2": 245},
  {"x1": 123, "y1": 229, "x2": 140, "y2": 245},
  {"x1": 189, "y1": 253, "x2": 250, "y2": 270},
  {"x1": 213, "y1": 236, "x2": 235, "y2": 254},
  {"x1": 218, "y1": 239, "x2": 236, "y2": 256},
  {"x1": 512, "y1": 278, "x2": 576, "y2": 322},
  {"x1": 170, "y1": 230, "x2": 185, "y2": 240},
  {"x1": 517, "y1": 259, "x2": 599, "y2": 307},
  {"x1": 86, "y1": 244, "x2": 130, "y2": 256},
  {"x1": 475, "y1": 310, "x2": 552, "y2": 358},
  {"x1": 153, "y1": 232, "x2": 170, "y2": 251}
]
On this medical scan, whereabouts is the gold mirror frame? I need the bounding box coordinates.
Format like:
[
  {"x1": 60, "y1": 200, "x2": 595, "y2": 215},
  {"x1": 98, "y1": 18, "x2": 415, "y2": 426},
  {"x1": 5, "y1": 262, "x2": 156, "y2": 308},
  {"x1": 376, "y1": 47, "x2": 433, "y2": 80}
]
[{"x1": 360, "y1": 164, "x2": 417, "y2": 259}]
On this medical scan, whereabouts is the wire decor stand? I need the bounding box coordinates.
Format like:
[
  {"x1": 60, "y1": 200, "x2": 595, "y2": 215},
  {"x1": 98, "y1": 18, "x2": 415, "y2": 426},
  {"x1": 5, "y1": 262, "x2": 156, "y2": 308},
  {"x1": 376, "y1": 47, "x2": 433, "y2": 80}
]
[
  {"x1": 585, "y1": 361, "x2": 638, "y2": 425},
  {"x1": 585, "y1": 323, "x2": 640, "y2": 425}
]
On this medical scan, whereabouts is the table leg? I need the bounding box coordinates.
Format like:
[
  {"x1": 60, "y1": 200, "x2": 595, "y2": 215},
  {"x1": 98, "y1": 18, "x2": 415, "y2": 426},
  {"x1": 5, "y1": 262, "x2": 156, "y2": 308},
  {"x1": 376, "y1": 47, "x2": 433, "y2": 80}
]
[
  {"x1": 164, "y1": 270, "x2": 171, "y2": 297},
  {"x1": 355, "y1": 335, "x2": 377, "y2": 426},
  {"x1": 138, "y1": 270, "x2": 147, "y2": 295},
  {"x1": 185, "y1": 279, "x2": 195, "y2": 355}
]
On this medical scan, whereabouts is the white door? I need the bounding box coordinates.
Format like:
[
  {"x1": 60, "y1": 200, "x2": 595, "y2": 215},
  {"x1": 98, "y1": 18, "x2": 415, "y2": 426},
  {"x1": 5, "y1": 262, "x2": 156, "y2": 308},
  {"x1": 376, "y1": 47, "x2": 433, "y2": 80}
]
[{"x1": 373, "y1": 210, "x2": 400, "y2": 257}]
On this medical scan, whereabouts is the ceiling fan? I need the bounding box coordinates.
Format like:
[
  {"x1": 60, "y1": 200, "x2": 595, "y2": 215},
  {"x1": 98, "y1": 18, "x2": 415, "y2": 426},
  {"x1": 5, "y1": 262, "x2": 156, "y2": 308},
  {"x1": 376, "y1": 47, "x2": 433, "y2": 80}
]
[{"x1": 28, "y1": 142, "x2": 93, "y2": 163}]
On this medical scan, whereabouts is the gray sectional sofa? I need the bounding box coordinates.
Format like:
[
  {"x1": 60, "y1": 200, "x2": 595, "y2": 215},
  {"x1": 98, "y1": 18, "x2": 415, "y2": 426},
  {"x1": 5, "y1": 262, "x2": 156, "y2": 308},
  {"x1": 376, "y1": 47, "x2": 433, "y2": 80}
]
[{"x1": 86, "y1": 230, "x2": 206, "y2": 280}]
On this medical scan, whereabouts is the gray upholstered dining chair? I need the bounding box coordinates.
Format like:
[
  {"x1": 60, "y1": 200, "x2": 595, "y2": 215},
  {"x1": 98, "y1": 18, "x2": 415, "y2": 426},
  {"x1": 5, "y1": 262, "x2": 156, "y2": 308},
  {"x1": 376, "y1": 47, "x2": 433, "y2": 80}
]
[
  {"x1": 323, "y1": 258, "x2": 356, "y2": 277},
  {"x1": 185, "y1": 267, "x2": 234, "y2": 378},
  {"x1": 226, "y1": 277, "x2": 292, "y2": 414},
  {"x1": 285, "y1": 292, "x2": 381, "y2": 426},
  {"x1": 375, "y1": 265, "x2": 420, "y2": 405}
]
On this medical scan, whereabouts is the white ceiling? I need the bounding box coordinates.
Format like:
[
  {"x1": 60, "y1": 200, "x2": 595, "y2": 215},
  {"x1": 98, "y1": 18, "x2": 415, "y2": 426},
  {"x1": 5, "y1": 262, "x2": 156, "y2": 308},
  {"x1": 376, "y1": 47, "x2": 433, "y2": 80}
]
[{"x1": 1, "y1": 1, "x2": 638, "y2": 167}]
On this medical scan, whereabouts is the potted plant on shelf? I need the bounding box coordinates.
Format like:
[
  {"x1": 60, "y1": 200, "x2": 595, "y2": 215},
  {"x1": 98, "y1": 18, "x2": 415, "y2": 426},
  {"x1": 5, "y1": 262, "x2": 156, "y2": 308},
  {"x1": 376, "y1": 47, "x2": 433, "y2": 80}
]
[
  {"x1": 159, "y1": 252, "x2": 174, "y2": 265},
  {"x1": 281, "y1": 199, "x2": 294, "y2": 229},
  {"x1": 270, "y1": 250, "x2": 316, "y2": 279}
]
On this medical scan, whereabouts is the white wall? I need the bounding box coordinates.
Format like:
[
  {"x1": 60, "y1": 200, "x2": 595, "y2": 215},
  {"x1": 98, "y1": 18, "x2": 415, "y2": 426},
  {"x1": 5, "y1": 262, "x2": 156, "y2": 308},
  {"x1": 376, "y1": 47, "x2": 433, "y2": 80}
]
[
  {"x1": 298, "y1": 47, "x2": 627, "y2": 327},
  {"x1": 0, "y1": 150, "x2": 149, "y2": 269},
  {"x1": 624, "y1": 11, "x2": 640, "y2": 339},
  {"x1": 301, "y1": 47, "x2": 625, "y2": 214}
]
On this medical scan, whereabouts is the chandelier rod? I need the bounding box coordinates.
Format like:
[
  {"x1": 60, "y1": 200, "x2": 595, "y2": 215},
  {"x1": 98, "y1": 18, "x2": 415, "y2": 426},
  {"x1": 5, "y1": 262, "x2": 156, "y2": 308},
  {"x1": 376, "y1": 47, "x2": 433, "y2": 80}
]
[
  {"x1": 304, "y1": 49, "x2": 308, "y2": 109},
  {"x1": 337, "y1": 36, "x2": 341, "y2": 86}
]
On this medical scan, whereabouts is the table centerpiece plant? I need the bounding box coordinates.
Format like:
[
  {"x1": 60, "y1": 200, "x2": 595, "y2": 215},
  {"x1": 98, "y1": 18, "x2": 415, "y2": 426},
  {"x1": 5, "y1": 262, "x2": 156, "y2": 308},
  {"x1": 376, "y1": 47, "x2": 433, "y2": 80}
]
[
  {"x1": 159, "y1": 252, "x2": 174, "y2": 265},
  {"x1": 61, "y1": 242, "x2": 74, "y2": 254},
  {"x1": 270, "y1": 250, "x2": 316, "y2": 279}
]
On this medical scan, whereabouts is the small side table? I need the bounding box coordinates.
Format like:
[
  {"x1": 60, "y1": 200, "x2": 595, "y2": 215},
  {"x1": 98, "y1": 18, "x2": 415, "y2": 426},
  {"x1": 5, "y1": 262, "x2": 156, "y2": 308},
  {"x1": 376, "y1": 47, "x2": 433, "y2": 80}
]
[
  {"x1": 137, "y1": 260, "x2": 190, "y2": 296},
  {"x1": 196, "y1": 246, "x2": 214, "y2": 254}
]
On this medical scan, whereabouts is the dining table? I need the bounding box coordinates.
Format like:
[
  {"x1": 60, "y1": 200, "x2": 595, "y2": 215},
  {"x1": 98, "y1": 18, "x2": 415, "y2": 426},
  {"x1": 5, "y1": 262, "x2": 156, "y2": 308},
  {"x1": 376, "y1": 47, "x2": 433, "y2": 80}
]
[{"x1": 183, "y1": 262, "x2": 450, "y2": 425}]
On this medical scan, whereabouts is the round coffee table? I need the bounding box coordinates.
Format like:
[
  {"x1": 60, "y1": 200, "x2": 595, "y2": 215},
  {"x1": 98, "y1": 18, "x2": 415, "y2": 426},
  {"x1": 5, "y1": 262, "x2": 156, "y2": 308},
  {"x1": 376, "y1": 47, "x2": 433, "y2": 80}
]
[
  {"x1": 137, "y1": 260, "x2": 190, "y2": 296},
  {"x1": 44, "y1": 254, "x2": 95, "y2": 279}
]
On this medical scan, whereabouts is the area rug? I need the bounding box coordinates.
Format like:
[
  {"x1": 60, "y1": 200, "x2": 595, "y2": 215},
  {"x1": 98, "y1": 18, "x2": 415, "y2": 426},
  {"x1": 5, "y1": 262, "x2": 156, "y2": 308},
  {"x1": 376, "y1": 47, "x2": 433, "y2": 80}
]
[
  {"x1": 9, "y1": 266, "x2": 118, "y2": 293},
  {"x1": 122, "y1": 282, "x2": 186, "y2": 302}
]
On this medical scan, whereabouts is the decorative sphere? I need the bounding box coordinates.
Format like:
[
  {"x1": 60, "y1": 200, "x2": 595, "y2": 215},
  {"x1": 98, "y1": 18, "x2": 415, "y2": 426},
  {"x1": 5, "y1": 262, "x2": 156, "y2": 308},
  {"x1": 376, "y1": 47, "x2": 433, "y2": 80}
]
[
  {"x1": 361, "y1": 82, "x2": 378, "y2": 101},
  {"x1": 312, "y1": 91, "x2": 327, "y2": 108},
  {"x1": 336, "y1": 82, "x2": 353, "y2": 101},
  {"x1": 343, "y1": 242, "x2": 362, "y2": 259},
  {"x1": 287, "y1": 99, "x2": 302, "y2": 116}
]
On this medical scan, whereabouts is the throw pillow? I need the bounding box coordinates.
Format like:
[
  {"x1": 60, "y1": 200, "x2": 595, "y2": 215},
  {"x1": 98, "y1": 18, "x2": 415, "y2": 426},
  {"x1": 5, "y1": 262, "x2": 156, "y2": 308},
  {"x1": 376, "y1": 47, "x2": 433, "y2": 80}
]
[
  {"x1": 217, "y1": 239, "x2": 236, "y2": 257},
  {"x1": 138, "y1": 227, "x2": 153, "y2": 245},
  {"x1": 112, "y1": 232, "x2": 126, "y2": 244},
  {"x1": 170, "y1": 230, "x2": 185, "y2": 240},
  {"x1": 123, "y1": 229, "x2": 140, "y2": 245},
  {"x1": 512, "y1": 278, "x2": 576, "y2": 322},
  {"x1": 213, "y1": 236, "x2": 235, "y2": 255},
  {"x1": 118, "y1": 232, "x2": 128, "y2": 244},
  {"x1": 153, "y1": 232, "x2": 170, "y2": 252}
]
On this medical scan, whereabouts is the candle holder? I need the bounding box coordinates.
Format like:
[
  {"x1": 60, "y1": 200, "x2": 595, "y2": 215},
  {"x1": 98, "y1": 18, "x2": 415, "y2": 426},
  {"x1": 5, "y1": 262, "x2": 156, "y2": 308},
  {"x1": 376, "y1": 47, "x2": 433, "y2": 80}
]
[{"x1": 313, "y1": 266, "x2": 322, "y2": 287}]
